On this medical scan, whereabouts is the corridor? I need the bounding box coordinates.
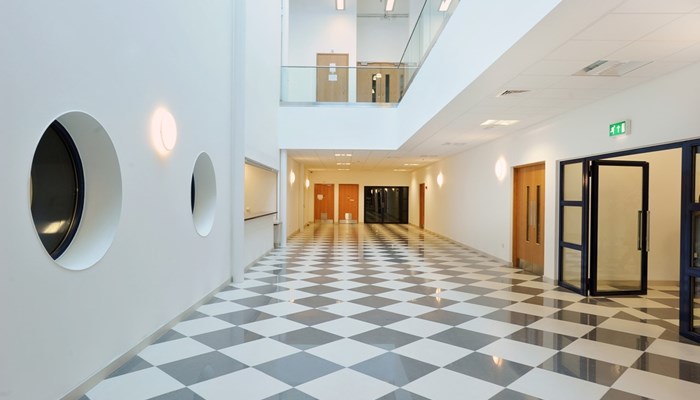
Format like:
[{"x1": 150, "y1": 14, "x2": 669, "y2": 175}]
[{"x1": 86, "y1": 224, "x2": 700, "y2": 400}]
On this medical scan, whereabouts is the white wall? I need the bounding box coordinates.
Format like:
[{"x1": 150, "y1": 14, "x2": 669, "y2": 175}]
[
  {"x1": 0, "y1": 1, "x2": 234, "y2": 399},
  {"x1": 305, "y1": 170, "x2": 412, "y2": 224},
  {"x1": 411, "y1": 61, "x2": 700, "y2": 281},
  {"x1": 286, "y1": 157, "x2": 304, "y2": 237},
  {"x1": 237, "y1": 1, "x2": 283, "y2": 275},
  {"x1": 244, "y1": 163, "x2": 278, "y2": 215},
  {"x1": 357, "y1": 17, "x2": 409, "y2": 62}
]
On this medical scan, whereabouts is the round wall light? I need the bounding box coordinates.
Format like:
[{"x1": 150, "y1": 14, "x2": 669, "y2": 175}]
[
  {"x1": 495, "y1": 157, "x2": 507, "y2": 181},
  {"x1": 290, "y1": 170, "x2": 296, "y2": 185},
  {"x1": 151, "y1": 107, "x2": 177, "y2": 155},
  {"x1": 305, "y1": 178, "x2": 310, "y2": 189},
  {"x1": 437, "y1": 172, "x2": 444, "y2": 187}
]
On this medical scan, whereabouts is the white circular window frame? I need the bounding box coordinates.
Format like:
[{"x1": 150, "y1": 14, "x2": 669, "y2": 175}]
[
  {"x1": 31, "y1": 111, "x2": 122, "y2": 270},
  {"x1": 192, "y1": 152, "x2": 217, "y2": 236}
]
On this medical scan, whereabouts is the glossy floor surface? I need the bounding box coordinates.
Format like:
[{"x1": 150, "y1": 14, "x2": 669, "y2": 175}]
[{"x1": 85, "y1": 224, "x2": 700, "y2": 400}]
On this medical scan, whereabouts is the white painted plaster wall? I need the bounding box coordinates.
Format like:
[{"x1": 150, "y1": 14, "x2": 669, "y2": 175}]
[{"x1": 0, "y1": 1, "x2": 234, "y2": 399}]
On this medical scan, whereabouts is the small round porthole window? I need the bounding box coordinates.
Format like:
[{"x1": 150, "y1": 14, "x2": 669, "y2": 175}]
[
  {"x1": 191, "y1": 152, "x2": 216, "y2": 236},
  {"x1": 31, "y1": 121, "x2": 84, "y2": 259}
]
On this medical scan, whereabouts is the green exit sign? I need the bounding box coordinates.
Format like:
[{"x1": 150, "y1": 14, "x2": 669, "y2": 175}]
[{"x1": 609, "y1": 120, "x2": 630, "y2": 137}]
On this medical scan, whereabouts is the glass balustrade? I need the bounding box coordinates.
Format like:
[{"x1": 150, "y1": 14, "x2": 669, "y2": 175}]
[{"x1": 281, "y1": 0, "x2": 460, "y2": 104}]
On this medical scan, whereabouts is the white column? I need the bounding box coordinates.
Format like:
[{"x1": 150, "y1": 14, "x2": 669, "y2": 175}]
[{"x1": 279, "y1": 149, "x2": 288, "y2": 247}]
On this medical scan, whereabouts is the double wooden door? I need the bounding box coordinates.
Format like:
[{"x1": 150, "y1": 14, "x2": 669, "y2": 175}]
[{"x1": 357, "y1": 62, "x2": 404, "y2": 103}]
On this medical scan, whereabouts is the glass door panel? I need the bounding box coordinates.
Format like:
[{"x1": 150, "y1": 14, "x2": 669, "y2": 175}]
[
  {"x1": 681, "y1": 143, "x2": 700, "y2": 342},
  {"x1": 590, "y1": 161, "x2": 649, "y2": 295},
  {"x1": 559, "y1": 161, "x2": 587, "y2": 294}
]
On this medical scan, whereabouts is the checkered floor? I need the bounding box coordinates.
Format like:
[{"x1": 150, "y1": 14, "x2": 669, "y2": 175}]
[{"x1": 84, "y1": 224, "x2": 700, "y2": 400}]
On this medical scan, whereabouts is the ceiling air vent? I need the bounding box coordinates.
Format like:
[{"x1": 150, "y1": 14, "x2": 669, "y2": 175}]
[
  {"x1": 574, "y1": 60, "x2": 651, "y2": 77},
  {"x1": 498, "y1": 89, "x2": 530, "y2": 97}
]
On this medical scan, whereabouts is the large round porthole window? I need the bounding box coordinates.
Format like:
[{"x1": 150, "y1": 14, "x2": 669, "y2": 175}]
[
  {"x1": 30, "y1": 112, "x2": 122, "y2": 270},
  {"x1": 31, "y1": 121, "x2": 84, "y2": 259}
]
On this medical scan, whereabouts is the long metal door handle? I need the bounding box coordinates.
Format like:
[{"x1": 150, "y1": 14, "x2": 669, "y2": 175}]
[
  {"x1": 637, "y1": 210, "x2": 643, "y2": 251},
  {"x1": 646, "y1": 210, "x2": 651, "y2": 252}
]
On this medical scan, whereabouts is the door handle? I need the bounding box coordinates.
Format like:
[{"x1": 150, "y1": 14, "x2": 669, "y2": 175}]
[
  {"x1": 646, "y1": 210, "x2": 651, "y2": 252},
  {"x1": 637, "y1": 210, "x2": 642, "y2": 251}
]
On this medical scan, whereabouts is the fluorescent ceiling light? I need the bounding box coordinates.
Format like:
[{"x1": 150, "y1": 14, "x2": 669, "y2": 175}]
[
  {"x1": 385, "y1": 0, "x2": 395, "y2": 12},
  {"x1": 336, "y1": 0, "x2": 345, "y2": 11},
  {"x1": 338, "y1": 168, "x2": 350, "y2": 171},
  {"x1": 337, "y1": 162, "x2": 351, "y2": 166},
  {"x1": 334, "y1": 153, "x2": 352, "y2": 157},
  {"x1": 481, "y1": 119, "x2": 519, "y2": 127},
  {"x1": 404, "y1": 163, "x2": 420, "y2": 166},
  {"x1": 438, "y1": 0, "x2": 452, "y2": 12}
]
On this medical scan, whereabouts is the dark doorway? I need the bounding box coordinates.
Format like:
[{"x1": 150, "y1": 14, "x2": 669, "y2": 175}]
[{"x1": 364, "y1": 186, "x2": 408, "y2": 223}]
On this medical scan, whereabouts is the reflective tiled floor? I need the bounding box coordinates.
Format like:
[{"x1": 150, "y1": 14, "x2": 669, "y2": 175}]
[{"x1": 85, "y1": 224, "x2": 700, "y2": 400}]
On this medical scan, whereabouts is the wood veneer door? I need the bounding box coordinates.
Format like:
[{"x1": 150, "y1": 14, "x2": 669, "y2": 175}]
[
  {"x1": 314, "y1": 184, "x2": 335, "y2": 222},
  {"x1": 339, "y1": 184, "x2": 359, "y2": 222},
  {"x1": 317, "y1": 53, "x2": 348, "y2": 102},
  {"x1": 419, "y1": 183, "x2": 425, "y2": 229},
  {"x1": 513, "y1": 163, "x2": 545, "y2": 275}
]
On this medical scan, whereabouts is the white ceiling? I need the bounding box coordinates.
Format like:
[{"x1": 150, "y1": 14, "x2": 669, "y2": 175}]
[{"x1": 289, "y1": 0, "x2": 700, "y2": 172}]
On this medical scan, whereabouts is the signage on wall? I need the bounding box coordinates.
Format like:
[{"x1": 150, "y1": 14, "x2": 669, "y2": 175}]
[{"x1": 609, "y1": 120, "x2": 630, "y2": 137}]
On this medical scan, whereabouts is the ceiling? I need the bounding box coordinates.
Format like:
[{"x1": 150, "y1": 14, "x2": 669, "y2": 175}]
[
  {"x1": 357, "y1": 0, "x2": 410, "y2": 15},
  {"x1": 289, "y1": 0, "x2": 700, "y2": 172}
]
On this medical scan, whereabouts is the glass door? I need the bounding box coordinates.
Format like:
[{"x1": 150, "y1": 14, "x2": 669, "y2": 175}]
[
  {"x1": 558, "y1": 160, "x2": 588, "y2": 294},
  {"x1": 589, "y1": 160, "x2": 649, "y2": 296},
  {"x1": 680, "y1": 142, "x2": 700, "y2": 342}
]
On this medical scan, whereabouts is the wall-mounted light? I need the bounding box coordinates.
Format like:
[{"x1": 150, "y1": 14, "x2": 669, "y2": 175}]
[
  {"x1": 290, "y1": 170, "x2": 296, "y2": 185},
  {"x1": 385, "y1": 0, "x2": 395, "y2": 12},
  {"x1": 438, "y1": 0, "x2": 453, "y2": 12},
  {"x1": 305, "y1": 178, "x2": 310, "y2": 189},
  {"x1": 151, "y1": 107, "x2": 177, "y2": 156},
  {"x1": 495, "y1": 157, "x2": 507, "y2": 182},
  {"x1": 336, "y1": 0, "x2": 345, "y2": 11},
  {"x1": 437, "y1": 172, "x2": 444, "y2": 187}
]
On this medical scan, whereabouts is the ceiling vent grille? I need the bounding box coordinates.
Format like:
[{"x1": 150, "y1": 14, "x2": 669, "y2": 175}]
[
  {"x1": 574, "y1": 60, "x2": 651, "y2": 77},
  {"x1": 498, "y1": 89, "x2": 530, "y2": 97}
]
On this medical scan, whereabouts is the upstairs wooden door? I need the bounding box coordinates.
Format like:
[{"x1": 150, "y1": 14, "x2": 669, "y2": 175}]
[
  {"x1": 317, "y1": 53, "x2": 348, "y2": 102},
  {"x1": 339, "y1": 184, "x2": 359, "y2": 223}
]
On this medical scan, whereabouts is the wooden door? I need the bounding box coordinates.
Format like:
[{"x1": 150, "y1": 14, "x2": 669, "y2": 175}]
[
  {"x1": 419, "y1": 183, "x2": 425, "y2": 229},
  {"x1": 356, "y1": 62, "x2": 404, "y2": 103},
  {"x1": 513, "y1": 163, "x2": 545, "y2": 274},
  {"x1": 339, "y1": 184, "x2": 359, "y2": 223},
  {"x1": 317, "y1": 53, "x2": 348, "y2": 102},
  {"x1": 314, "y1": 184, "x2": 335, "y2": 222}
]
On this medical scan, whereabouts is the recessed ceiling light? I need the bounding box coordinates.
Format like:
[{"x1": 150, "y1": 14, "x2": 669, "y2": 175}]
[
  {"x1": 438, "y1": 0, "x2": 452, "y2": 12},
  {"x1": 337, "y1": 168, "x2": 350, "y2": 171},
  {"x1": 336, "y1": 162, "x2": 351, "y2": 166},
  {"x1": 393, "y1": 169, "x2": 410, "y2": 172},
  {"x1": 336, "y1": 0, "x2": 345, "y2": 11},
  {"x1": 385, "y1": 0, "x2": 395, "y2": 12},
  {"x1": 334, "y1": 153, "x2": 352, "y2": 157},
  {"x1": 480, "y1": 119, "x2": 520, "y2": 127},
  {"x1": 404, "y1": 163, "x2": 420, "y2": 166}
]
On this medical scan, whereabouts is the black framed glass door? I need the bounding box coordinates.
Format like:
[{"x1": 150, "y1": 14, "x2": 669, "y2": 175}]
[
  {"x1": 589, "y1": 160, "x2": 649, "y2": 296},
  {"x1": 680, "y1": 141, "x2": 700, "y2": 342},
  {"x1": 558, "y1": 161, "x2": 588, "y2": 295},
  {"x1": 364, "y1": 186, "x2": 408, "y2": 224}
]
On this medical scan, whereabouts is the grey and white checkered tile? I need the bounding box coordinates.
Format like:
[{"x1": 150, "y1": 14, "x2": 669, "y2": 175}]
[{"x1": 86, "y1": 224, "x2": 699, "y2": 400}]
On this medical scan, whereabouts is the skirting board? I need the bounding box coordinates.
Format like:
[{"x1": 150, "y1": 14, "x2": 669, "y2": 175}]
[{"x1": 61, "y1": 278, "x2": 232, "y2": 400}]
